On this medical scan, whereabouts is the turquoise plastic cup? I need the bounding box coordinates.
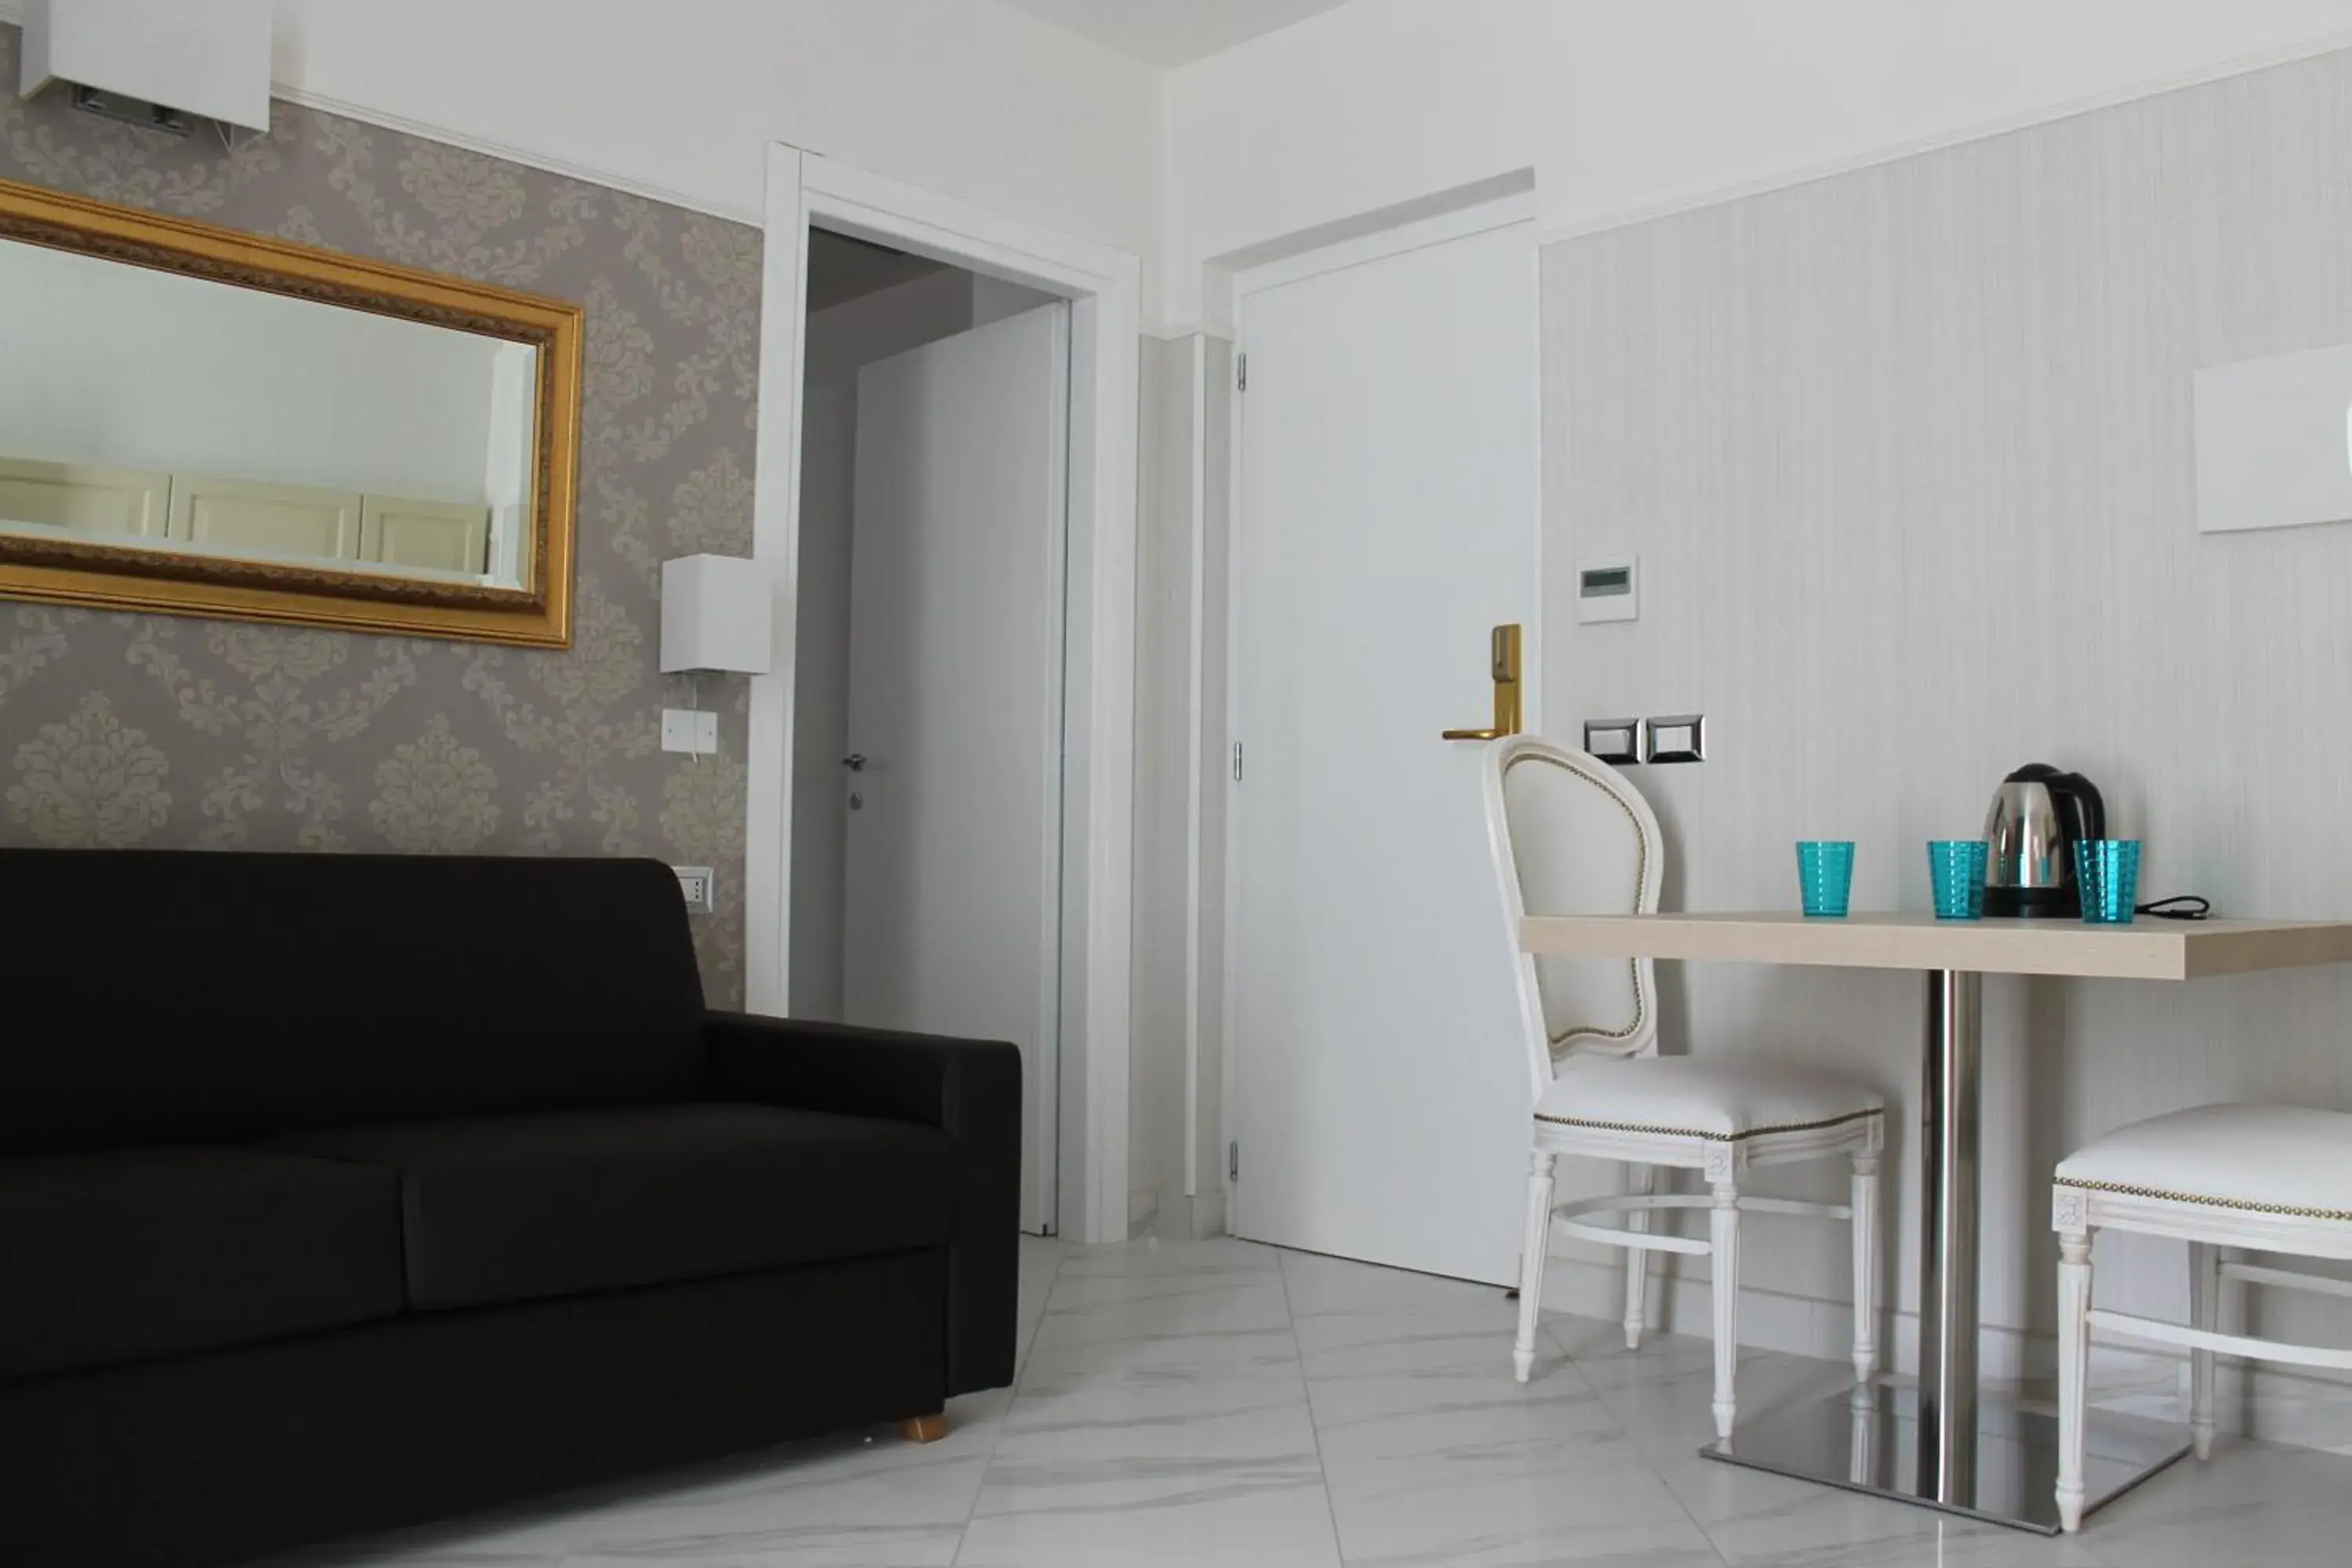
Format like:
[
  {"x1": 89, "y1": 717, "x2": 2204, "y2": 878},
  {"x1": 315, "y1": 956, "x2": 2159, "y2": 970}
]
[
  {"x1": 1927, "y1": 840, "x2": 1988, "y2": 920},
  {"x1": 2075, "y1": 840, "x2": 2142, "y2": 924},
  {"x1": 1795, "y1": 840, "x2": 1856, "y2": 918}
]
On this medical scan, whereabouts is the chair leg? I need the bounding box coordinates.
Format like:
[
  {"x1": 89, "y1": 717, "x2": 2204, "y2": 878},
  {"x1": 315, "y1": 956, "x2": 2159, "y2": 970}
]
[
  {"x1": 2056, "y1": 1232, "x2": 2093, "y2": 1534},
  {"x1": 1621, "y1": 1161, "x2": 1654, "y2": 1350},
  {"x1": 1709, "y1": 1180, "x2": 1740, "y2": 1443},
  {"x1": 1513, "y1": 1147, "x2": 1558, "y2": 1383},
  {"x1": 2189, "y1": 1241, "x2": 2220, "y2": 1461},
  {"x1": 1849, "y1": 1151, "x2": 1879, "y2": 1389}
]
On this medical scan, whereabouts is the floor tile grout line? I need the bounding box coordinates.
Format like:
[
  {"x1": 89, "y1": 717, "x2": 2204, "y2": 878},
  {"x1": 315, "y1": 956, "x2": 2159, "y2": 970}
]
[
  {"x1": 949, "y1": 1241, "x2": 1069, "y2": 1566},
  {"x1": 1275, "y1": 1246, "x2": 1352, "y2": 1566}
]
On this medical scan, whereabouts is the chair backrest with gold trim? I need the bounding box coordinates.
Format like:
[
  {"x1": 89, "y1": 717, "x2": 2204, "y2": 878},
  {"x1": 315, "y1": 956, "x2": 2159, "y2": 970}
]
[{"x1": 1481, "y1": 735, "x2": 1664, "y2": 1100}]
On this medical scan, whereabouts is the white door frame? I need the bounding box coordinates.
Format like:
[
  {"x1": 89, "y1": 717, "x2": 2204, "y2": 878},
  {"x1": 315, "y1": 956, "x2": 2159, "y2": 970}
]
[
  {"x1": 1218, "y1": 187, "x2": 1545, "y2": 1234},
  {"x1": 747, "y1": 145, "x2": 1140, "y2": 1243}
]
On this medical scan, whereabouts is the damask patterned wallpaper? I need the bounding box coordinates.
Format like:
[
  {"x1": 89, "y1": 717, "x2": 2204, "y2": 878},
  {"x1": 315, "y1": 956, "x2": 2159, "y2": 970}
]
[{"x1": 0, "y1": 25, "x2": 760, "y2": 1006}]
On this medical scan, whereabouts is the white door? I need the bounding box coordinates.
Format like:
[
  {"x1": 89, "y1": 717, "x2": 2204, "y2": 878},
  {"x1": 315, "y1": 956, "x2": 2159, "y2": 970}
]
[
  {"x1": 844, "y1": 303, "x2": 1070, "y2": 1235},
  {"x1": 1229, "y1": 208, "x2": 1541, "y2": 1284}
]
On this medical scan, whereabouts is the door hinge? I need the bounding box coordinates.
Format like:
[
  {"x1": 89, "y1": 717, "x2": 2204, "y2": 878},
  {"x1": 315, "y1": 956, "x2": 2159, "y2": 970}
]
[
  {"x1": 1232, "y1": 741, "x2": 1243, "y2": 782},
  {"x1": 1229, "y1": 1141, "x2": 1240, "y2": 1182},
  {"x1": 1236, "y1": 351, "x2": 1247, "y2": 392}
]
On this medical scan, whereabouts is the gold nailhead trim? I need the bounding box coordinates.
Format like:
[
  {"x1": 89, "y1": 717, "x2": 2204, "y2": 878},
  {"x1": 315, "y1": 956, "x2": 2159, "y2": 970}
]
[
  {"x1": 1535, "y1": 1105, "x2": 1882, "y2": 1144},
  {"x1": 2055, "y1": 1178, "x2": 2352, "y2": 1225}
]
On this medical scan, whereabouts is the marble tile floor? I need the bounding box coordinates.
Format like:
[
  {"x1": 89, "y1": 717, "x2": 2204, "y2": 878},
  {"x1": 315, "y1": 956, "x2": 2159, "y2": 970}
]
[{"x1": 256, "y1": 1236, "x2": 2352, "y2": 1567}]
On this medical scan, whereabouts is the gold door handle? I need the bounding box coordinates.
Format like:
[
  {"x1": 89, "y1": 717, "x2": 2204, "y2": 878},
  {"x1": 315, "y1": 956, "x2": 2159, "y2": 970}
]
[{"x1": 1439, "y1": 623, "x2": 1523, "y2": 741}]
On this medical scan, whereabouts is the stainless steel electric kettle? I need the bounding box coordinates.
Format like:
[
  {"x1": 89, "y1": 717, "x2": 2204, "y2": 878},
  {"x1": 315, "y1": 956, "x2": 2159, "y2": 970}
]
[{"x1": 1983, "y1": 764, "x2": 2106, "y2": 918}]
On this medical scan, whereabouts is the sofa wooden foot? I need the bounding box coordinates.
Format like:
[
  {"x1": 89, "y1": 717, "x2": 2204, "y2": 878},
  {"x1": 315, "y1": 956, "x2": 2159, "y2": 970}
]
[{"x1": 899, "y1": 1412, "x2": 948, "y2": 1443}]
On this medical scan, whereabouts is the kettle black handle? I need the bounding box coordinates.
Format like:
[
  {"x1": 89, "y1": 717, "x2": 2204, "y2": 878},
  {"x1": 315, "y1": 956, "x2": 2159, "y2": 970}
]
[{"x1": 2058, "y1": 775, "x2": 2106, "y2": 853}]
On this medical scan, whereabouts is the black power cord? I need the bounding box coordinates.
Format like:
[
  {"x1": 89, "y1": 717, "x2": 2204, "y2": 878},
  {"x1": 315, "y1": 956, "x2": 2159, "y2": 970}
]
[{"x1": 2134, "y1": 895, "x2": 2211, "y2": 921}]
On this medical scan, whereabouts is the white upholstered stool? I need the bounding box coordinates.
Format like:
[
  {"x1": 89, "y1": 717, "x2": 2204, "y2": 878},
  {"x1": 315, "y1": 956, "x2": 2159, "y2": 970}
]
[
  {"x1": 1482, "y1": 737, "x2": 1886, "y2": 1441},
  {"x1": 2053, "y1": 1102, "x2": 2352, "y2": 1533}
]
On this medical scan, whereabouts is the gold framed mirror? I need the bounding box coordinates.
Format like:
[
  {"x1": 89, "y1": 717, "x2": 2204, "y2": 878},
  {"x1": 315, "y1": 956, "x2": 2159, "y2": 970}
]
[{"x1": 0, "y1": 176, "x2": 583, "y2": 648}]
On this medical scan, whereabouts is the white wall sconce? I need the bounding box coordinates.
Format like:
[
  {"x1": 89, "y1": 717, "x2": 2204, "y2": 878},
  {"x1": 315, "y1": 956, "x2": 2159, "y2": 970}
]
[
  {"x1": 659, "y1": 555, "x2": 770, "y2": 757},
  {"x1": 660, "y1": 554, "x2": 772, "y2": 675}
]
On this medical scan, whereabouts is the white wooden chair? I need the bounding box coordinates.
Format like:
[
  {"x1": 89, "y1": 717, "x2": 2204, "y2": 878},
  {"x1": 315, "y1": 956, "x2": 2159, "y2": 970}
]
[
  {"x1": 2053, "y1": 1103, "x2": 2352, "y2": 1533},
  {"x1": 1482, "y1": 735, "x2": 1886, "y2": 1442}
]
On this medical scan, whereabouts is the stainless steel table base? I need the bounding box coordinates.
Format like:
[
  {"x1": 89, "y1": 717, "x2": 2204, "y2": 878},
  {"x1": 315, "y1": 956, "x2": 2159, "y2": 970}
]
[
  {"x1": 1919, "y1": 969, "x2": 1983, "y2": 1490},
  {"x1": 1700, "y1": 967, "x2": 2190, "y2": 1534},
  {"x1": 1700, "y1": 1385, "x2": 2191, "y2": 1534}
]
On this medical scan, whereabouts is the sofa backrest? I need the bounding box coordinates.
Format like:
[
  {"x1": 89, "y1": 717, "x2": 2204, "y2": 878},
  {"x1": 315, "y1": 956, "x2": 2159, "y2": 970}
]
[{"x1": 0, "y1": 851, "x2": 710, "y2": 1152}]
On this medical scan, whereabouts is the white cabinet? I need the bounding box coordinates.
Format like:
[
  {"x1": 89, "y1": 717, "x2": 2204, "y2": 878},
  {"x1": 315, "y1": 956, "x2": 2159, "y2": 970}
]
[
  {"x1": 169, "y1": 475, "x2": 365, "y2": 561},
  {"x1": 0, "y1": 456, "x2": 172, "y2": 539},
  {"x1": 0, "y1": 456, "x2": 494, "y2": 577},
  {"x1": 360, "y1": 494, "x2": 491, "y2": 575}
]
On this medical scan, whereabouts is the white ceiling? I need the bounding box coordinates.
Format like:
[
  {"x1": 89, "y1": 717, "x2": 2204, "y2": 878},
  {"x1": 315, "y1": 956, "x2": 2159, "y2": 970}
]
[{"x1": 997, "y1": 0, "x2": 1356, "y2": 67}]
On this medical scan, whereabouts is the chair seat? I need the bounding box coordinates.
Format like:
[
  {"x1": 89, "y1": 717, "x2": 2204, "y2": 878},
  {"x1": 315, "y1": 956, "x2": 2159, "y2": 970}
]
[
  {"x1": 269, "y1": 1103, "x2": 955, "y2": 1311},
  {"x1": 1534, "y1": 1055, "x2": 1882, "y2": 1143},
  {"x1": 2056, "y1": 1103, "x2": 2352, "y2": 1219}
]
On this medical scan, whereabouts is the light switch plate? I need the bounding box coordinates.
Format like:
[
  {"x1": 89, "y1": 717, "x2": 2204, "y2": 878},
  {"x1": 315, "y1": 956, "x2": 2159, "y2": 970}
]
[
  {"x1": 1645, "y1": 714, "x2": 1707, "y2": 764},
  {"x1": 673, "y1": 866, "x2": 715, "y2": 916},
  {"x1": 660, "y1": 709, "x2": 720, "y2": 756},
  {"x1": 1584, "y1": 719, "x2": 1643, "y2": 765}
]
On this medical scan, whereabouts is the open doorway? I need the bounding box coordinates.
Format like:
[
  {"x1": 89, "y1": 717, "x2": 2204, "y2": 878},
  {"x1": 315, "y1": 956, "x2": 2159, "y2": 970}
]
[
  {"x1": 789, "y1": 228, "x2": 1069, "y2": 1234},
  {"x1": 749, "y1": 149, "x2": 1141, "y2": 1247}
]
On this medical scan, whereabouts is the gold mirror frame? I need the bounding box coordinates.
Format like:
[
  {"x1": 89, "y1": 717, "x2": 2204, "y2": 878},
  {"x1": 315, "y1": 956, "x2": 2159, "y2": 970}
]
[{"x1": 0, "y1": 176, "x2": 583, "y2": 648}]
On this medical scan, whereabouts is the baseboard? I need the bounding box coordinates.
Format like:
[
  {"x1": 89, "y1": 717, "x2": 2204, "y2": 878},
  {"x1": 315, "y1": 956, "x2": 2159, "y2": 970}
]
[
  {"x1": 1539, "y1": 1252, "x2": 2051, "y2": 1381},
  {"x1": 1143, "y1": 1189, "x2": 1228, "y2": 1243},
  {"x1": 1539, "y1": 1253, "x2": 2352, "y2": 1454},
  {"x1": 1186, "y1": 1188, "x2": 1228, "y2": 1241}
]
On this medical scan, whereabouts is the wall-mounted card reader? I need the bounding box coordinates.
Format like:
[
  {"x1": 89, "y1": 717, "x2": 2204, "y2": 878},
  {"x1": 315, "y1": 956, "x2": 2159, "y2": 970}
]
[{"x1": 1576, "y1": 557, "x2": 1638, "y2": 623}]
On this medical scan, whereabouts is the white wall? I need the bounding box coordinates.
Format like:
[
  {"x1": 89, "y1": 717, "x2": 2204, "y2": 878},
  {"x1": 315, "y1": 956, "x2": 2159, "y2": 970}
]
[
  {"x1": 252, "y1": 0, "x2": 1160, "y2": 264},
  {"x1": 803, "y1": 268, "x2": 978, "y2": 390},
  {"x1": 1127, "y1": 332, "x2": 1236, "y2": 1242},
  {"x1": 0, "y1": 234, "x2": 503, "y2": 501},
  {"x1": 793, "y1": 269, "x2": 1061, "y2": 1022},
  {"x1": 972, "y1": 273, "x2": 1061, "y2": 328},
  {"x1": 1165, "y1": 0, "x2": 2352, "y2": 324},
  {"x1": 789, "y1": 383, "x2": 856, "y2": 1022},
  {"x1": 790, "y1": 275, "x2": 978, "y2": 1022},
  {"x1": 1192, "y1": 336, "x2": 1234, "y2": 1240},
  {"x1": 1130, "y1": 332, "x2": 1192, "y2": 1233},
  {"x1": 1543, "y1": 45, "x2": 2352, "y2": 1405}
]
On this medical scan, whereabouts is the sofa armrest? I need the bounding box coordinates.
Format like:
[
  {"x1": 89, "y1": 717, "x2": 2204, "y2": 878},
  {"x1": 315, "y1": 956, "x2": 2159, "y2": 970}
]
[{"x1": 702, "y1": 1013, "x2": 1020, "y2": 1397}]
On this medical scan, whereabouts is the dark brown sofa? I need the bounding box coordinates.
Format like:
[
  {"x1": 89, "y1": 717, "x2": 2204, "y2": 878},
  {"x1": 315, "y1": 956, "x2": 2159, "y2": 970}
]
[{"x1": 0, "y1": 849, "x2": 1019, "y2": 1568}]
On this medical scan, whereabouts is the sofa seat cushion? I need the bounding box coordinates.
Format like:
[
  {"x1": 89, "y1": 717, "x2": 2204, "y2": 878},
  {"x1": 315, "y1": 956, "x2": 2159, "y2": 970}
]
[
  {"x1": 0, "y1": 1145, "x2": 404, "y2": 1381},
  {"x1": 268, "y1": 1104, "x2": 955, "y2": 1310}
]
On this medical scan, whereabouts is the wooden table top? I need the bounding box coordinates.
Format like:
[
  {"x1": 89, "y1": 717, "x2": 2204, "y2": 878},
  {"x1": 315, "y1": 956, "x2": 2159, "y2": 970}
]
[{"x1": 1517, "y1": 911, "x2": 2352, "y2": 981}]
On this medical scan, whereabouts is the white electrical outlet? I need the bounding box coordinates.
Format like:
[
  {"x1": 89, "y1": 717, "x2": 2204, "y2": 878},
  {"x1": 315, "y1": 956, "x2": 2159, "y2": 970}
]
[
  {"x1": 660, "y1": 709, "x2": 720, "y2": 756},
  {"x1": 673, "y1": 866, "x2": 715, "y2": 916}
]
